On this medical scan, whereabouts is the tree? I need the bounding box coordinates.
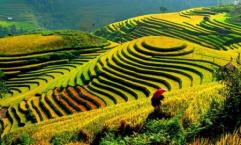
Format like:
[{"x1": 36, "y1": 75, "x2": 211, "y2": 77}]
[
  {"x1": 0, "y1": 25, "x2": 4, "y2": 36},
  {"x1": 9, "y1": 25, "x2": 17, "y2": 35},
  {"x1": 160, "y1": 6, "x2": 168, "y2": 13},
  {"x1": 0, "y1": 26, "x2": 9, "y2": 37},
  {"x1": 194, "y1": 66, "x2": 241, "y2": 138},
  {"x1": 0, "y1": 70, "x2": 8, "y2": 98}
]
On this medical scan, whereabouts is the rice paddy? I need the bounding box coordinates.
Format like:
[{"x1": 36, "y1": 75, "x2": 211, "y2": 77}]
[{"x1": 0, "y1": 6, "x2": 240, "y2": 145}]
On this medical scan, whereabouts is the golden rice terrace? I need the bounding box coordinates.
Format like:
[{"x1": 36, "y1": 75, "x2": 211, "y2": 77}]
[{"x1": 0, "y1": 6, "x2": 241, "y2": 141}]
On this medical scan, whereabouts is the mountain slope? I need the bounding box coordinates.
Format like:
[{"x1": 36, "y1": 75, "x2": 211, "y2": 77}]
[
  {"x1": 0, "y1": 0, "x2": 231, "y2": 34},
  {"x1": 0, "y1": 0, "x2": 41, "y2": 36},
  {"x1": 0, "y1": 5, "x2": 240, "y2": 145}
]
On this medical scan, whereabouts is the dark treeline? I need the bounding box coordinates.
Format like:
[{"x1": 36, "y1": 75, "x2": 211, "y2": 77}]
[{"x1": 0, "y1": 25, "x2": 26, "y2": 37}]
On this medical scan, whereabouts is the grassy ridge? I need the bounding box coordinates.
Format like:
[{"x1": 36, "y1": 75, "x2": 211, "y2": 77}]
[{"x1": 0, "y1": 30, "x2": 108, "y2": 55}]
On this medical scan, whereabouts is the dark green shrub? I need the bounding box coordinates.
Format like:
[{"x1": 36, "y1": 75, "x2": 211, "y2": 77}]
[
  {"x1": 214, "y1": 66, "x2": 241, "y2": 131},
  {"x1": 16, "y1": 133, "x2": 32, "y2": 145},
  {"x1": 188, "y1": 66, "x2": 241, "y2": 139},
  {"x1": 98, "y1": 131, "x2": 125, "y2": 145},
  {"x1": 99, "y1": 117, "x2": 185, "y2": 145},
  {"x1": 51, "y1": 131, "x2": 83, "y2": 145},
  {"x1": 143, "y1": 118, "x2": 185, "y2": 145},
  {"x1": 0, "y1": 70, "x2": 8, "y2": 98},
  {"x1": 0, "y1": 139, "x2": 6, "y2": 145},
  {"x1": 26, "y1": 108, "x2": 37, "y2": 123},
  {"x1": 124, "y1": 132, "x2": 170, "y2": 145},
  {"x1": 2, "y1": 132, "x2": 34, "y2": 145}
]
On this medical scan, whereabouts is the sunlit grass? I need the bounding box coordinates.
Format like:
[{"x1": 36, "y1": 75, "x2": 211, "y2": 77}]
[{"x1": 0, "y1": 34, "x2": 64, "y2": 55}]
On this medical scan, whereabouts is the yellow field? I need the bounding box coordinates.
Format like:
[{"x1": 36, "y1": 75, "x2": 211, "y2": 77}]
[
  {"x1": 5, "y1": 82, "x2": 224, "y2": 143},
  {"x1": 152, "y1": 12, "x2": 203, "y2": 25},
  {"x1": 0, "y1": 34, "x2": 64, "y2": 55}
]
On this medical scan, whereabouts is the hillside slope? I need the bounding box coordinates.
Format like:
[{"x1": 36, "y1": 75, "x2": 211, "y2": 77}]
[
  {"x1": 0, "y1": 6, "x2": 241, "y2": 145},
  {"x1": 0, "y1": 0, "x2": 41, "y2": 36},
  {"x1": 94, "y1": 6, "x2": 241, "y2": 50},
  {"x1": 0, "y1": 0, "x2": 231, "y2": 35}
]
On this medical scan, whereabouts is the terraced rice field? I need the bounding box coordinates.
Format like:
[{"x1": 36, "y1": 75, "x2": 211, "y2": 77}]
[
  {"x1": 0, "y1": 31, "x2": 116, "y2": 135},
  {"x1": 5, "y1": 82, "x2": 225, "y2": 142},
  {"x1": 0, "y1": 7, "x2": 241, "y2": 140},
  {"x1": 94, "y1": 8, "x2": 241, "y2": 50},
  {"x1": 0, "y1": 35, "x2": 232, "y2": 136}
]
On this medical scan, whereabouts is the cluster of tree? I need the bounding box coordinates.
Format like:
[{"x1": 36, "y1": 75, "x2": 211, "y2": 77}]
[
  {"x1": 188, "y1": 63, "x2": 241, "y2": 140},
  {"x1": 211, "y1": 5, "x2": 241, "y2": 23},
  {"x1": 160, "y1": 6, "x2": 168, "y2": 13},
  {"x1": 0, "y1": 25, "x2": 26, "y2": 37},
  {"x1": 231, "y1": 5, "x2": 241, "y2": 22}
]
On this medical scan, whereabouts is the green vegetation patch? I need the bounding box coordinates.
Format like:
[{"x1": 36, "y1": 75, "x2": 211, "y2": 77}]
[
  {"x1": 0, "y1": 30, "x2": 108, "y2": 56},
  {"x1": 41, "y1": 30, "x2": 108, "y2": 49},
  {"x1": 0, "y1": 21, "x2": 41, "y2": 37},
  {"x1": 99, "y1": 117, "x2": 185, "y2": 145},
  {"x1": 210, "y1": 5, "x2": 241, "y2": 23}
]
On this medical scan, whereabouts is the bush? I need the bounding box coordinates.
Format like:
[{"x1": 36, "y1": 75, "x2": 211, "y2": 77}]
[
  {"x1": 214, "y1": 66, "x2": 241, "y2": 131},
  {"x1": 143, "y1": 117, "x2": 185, "y2": 145},
  {"x1": 2, "y1": 132, "x2": 34, "y2": 145},
  {"x1": 26, "y1": 108, "x2": 37, "y2": 123},
  {"x1": 98, "y1": 131, "x2": 125, "y2": 145},
  {"x1": 0, "y1": 70, "x2": 8, "y2": 98},
  {"x1": 16, "y1": 133, "x2": 32, "y2": 145},
  {"x1": 51, "y1": 131, "x2": 86, "y2": 145},
  {"x1": 0, "y1": 139, "x2": 5, "y2": 145},
  {"x1": 188, "y1": 66, "x2": 241, "y2": 139},
  {"x1": 124, "y1": 132, "x2": 170, "y2": 145},
  {"x1": 99, "y1": 117, "x2": 185, "y2": 145}
]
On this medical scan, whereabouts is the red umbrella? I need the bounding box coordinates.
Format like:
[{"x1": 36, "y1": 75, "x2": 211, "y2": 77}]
[{"x1": 153, "y1": 88, "x2": 167, "y2": 99}]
